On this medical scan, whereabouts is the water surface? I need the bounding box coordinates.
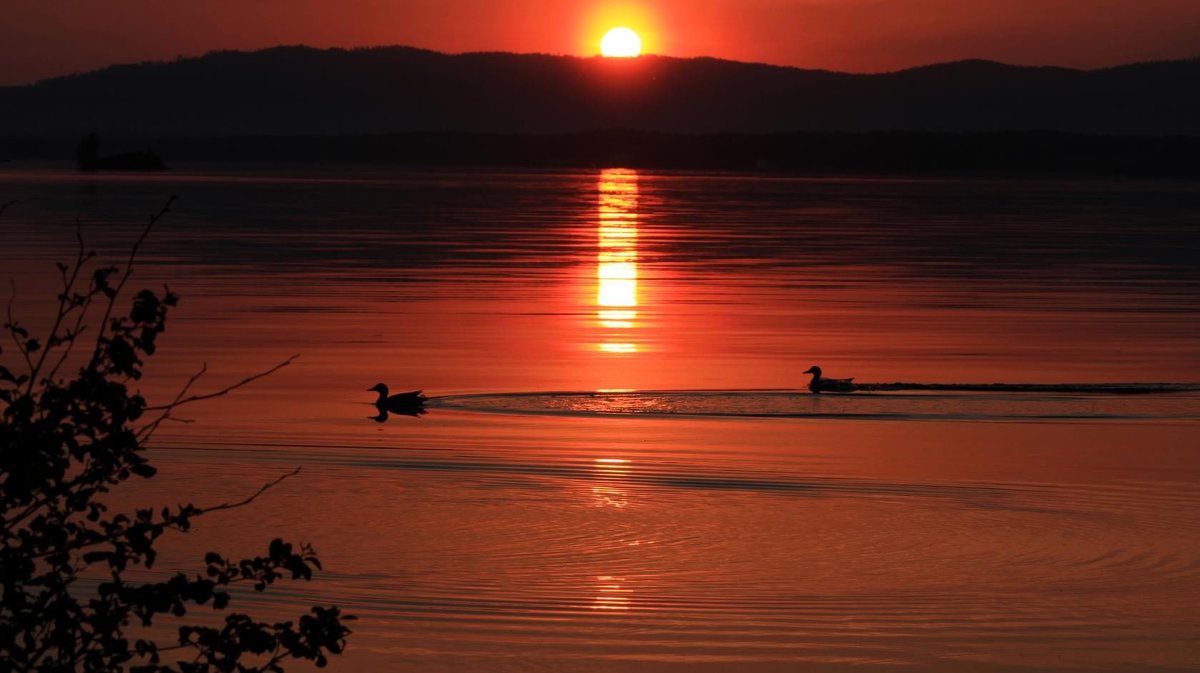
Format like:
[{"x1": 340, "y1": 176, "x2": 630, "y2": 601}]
[{"x1": 2, "y1": 165, "x2": 1199, "y2": 671}]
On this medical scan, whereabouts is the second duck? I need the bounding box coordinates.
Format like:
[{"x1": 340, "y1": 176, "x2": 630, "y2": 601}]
[{"x1": 802, "y1": 365, "x2": 856, "y2": 394}]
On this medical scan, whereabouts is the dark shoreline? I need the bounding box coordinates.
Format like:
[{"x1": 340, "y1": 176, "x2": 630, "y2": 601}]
[{"x1": 4, "y1": 131, "x2": 1199, "y2": 177}]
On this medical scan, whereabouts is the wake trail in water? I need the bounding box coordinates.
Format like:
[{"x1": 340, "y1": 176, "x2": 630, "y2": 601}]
[
  {"x1": 856, "y1": 382, "x2": 1200, "y2": 394},
  {"x1": 429, "y1": 385, "x2": 1200, "y2": 421}
]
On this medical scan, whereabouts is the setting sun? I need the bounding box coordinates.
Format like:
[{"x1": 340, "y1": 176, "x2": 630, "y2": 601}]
[{"x1": 600, "y1": 27, "x2": 642, "y2": 58}]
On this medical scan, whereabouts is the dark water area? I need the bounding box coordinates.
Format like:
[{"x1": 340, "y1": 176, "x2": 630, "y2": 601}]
[
  {"x1": 2, "y1": 165, "x2": 1199, "y2": 671},
  {"x1": 16, "y1": 131, "x2": 1200, "y2": 176}
]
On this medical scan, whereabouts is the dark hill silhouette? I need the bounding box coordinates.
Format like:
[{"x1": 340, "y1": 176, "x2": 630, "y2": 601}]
[{"x1": 1, "y1": 46, "x2": 1197, "y2": 137}]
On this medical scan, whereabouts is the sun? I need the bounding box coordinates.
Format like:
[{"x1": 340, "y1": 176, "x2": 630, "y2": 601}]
[{"x1": 600, "y1": 27, "x2": 642, "y2": 58}]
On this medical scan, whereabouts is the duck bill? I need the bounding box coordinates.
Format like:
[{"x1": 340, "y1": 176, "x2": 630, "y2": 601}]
[{"x1": 802, "y1": 368, "x2": 816, "y2": 374}]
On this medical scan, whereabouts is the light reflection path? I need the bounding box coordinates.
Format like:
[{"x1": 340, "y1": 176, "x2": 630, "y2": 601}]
[
  {"x1": 590, "y1": 458, "x2": 638, "y2": 612},
  {"x1": 597, "y1": 169, "x2": 640, "y2": 353},
  {"x1": 592, "y1": 457, "x2": 631, "y2": 509}
]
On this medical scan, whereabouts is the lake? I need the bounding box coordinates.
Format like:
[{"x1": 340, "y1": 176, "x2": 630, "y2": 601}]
[{"x1": 3, "y1": 166, "x2": 1199, "y2": 671}]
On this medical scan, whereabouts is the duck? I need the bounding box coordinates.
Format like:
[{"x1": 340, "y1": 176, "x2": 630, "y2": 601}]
[
  {"x1": 802, "y1": 365, "x2": 856, "y2": 394},
  {"x1": 368, "y1": 383, "x2": 428, "y2": 413}
]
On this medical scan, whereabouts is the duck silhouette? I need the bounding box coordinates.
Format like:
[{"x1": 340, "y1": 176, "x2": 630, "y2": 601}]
[
  {"x1": 368, "y1": 383, "x2": 427, "y2": 421},
  {"x1": 802, "y1": 366, "x2": 856, "y2": 394}
]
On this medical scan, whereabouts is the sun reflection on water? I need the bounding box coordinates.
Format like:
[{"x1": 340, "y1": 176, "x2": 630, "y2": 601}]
[
  {"x1": 589, "y1": 459, "x2": 635, "y2": 611},
  {"x1": 592, "y1": 457, "x2": 631, "y2": 508},
  {"x1": 591, "y1": 575, "x2": 632, "y2": 611},
  {"x1": 597, "y1": 169, "x2": 639, "y2": 353},
  {"x1": 598, "y1": 343, "x2": 637, "y2": 354}
]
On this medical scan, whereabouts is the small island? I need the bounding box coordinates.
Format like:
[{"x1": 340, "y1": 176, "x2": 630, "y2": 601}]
[{"x1": 76, "y1": 132, "x2": 167, "y2": 171}]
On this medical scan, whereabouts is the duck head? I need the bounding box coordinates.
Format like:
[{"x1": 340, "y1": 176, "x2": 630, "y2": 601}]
[
  {"x1": 802, "y1": 366, "x2": 822, "y2": 377},
  {"x1": 368, "y1": 383, "x2": 389, "y2": 400}
]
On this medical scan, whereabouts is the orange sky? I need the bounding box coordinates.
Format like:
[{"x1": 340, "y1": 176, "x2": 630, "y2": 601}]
[{"x1": 2, "y1": 0, "x2": 1199, "y2": 85}]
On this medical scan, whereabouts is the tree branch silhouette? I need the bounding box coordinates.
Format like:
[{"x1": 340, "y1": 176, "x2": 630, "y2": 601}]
[
  {"x1": 87, "y1": 195, "x2": 176, "y2": 373},
  {"x1": 143, "y1": 355, "x2": 299, "y2": 412},
  {"x1": 1, "y1": 199, "x2": 352, "y2": 673}
]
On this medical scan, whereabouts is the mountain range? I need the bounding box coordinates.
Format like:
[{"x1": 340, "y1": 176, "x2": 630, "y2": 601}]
[{"x1": 1, "y1": 46, "x2": 1198, "y2": 138}]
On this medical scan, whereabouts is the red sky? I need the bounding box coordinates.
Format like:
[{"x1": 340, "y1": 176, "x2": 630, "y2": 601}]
[{"x1": 2, "y1": 0, "x2": 1199, "y2": 85}]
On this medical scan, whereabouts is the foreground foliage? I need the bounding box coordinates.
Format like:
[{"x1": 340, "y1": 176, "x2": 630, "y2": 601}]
[{"x1": 1, "y1": 199, "x2": 352, "y2": 672}]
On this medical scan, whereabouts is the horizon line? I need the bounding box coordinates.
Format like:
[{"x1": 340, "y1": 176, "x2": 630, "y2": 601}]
[{"x1": 9, "y1": 43, "x2": 1200, "y2": 88}]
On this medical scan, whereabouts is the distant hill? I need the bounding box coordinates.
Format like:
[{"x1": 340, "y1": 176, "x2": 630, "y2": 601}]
[{"x1": 0, "y1": 46, "x2": 1197, "y2": 138}]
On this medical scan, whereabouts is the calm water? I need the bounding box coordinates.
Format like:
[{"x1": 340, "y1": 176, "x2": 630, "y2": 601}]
[{"x1": 3, "y1": 166, "x2": 1200, "y2": 671}]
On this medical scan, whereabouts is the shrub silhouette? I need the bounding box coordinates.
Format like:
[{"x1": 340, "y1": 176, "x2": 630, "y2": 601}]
[{"x1": 0, "y1": 198, "x2": 352, "y2": 672}]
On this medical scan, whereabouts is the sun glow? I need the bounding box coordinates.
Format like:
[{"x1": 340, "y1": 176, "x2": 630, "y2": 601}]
[
  {"x1": 601, "y1": 27, "x2": 642, "y2": 58},
  {"x1": 597, "y1": 169, "x2": 640, "y2": 353}
]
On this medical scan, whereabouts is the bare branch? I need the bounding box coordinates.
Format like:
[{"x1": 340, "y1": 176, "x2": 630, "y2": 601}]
[
  {"x1": 137, "y1": 363, "x2": 208, "y2": 444},
  {"x1": 202, "y1": 467, "x2": 302, "y2": 515},
  {"x1": 27, "y1": 467, "x2": 303, "y2": 561},
  {"x1": 142, "y1": 354, "x2": 299, "y2": 412}
]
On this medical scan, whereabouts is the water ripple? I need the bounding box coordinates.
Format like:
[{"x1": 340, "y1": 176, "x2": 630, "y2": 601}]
[{"x1": 431, "y1": 388, "x2": 1200, "y2": 421}]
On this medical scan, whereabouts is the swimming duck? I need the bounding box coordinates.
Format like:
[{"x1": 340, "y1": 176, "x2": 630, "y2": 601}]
[
  {"x1": 802, "y1": 366, "x2": 856, "y2": 394},
  {"x1": 368, "y1": 383, "x2": 428, "y2": 412}
]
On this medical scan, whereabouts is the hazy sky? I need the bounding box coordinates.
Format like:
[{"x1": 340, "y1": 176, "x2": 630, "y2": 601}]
[{"x1": 2, "y1": 0, "x2": 1198, "y2": 84}]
